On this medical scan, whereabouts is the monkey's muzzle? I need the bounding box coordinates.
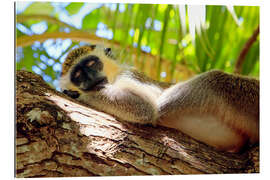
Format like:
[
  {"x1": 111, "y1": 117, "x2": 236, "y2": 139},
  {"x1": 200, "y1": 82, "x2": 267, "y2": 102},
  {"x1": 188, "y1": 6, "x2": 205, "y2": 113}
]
[{"x1": 83, "y1": 75, "x2": 108, "y2": 91}]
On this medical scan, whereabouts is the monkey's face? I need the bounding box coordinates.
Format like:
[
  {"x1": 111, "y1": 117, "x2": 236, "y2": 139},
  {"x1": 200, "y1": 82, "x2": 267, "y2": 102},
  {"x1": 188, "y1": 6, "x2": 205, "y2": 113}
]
[
  {"x1": 70, "y1": 54, "x2": 108, "y2": 91},
  {"x1": 60, "y1": 45, "x2": 119, "y2": 94}
]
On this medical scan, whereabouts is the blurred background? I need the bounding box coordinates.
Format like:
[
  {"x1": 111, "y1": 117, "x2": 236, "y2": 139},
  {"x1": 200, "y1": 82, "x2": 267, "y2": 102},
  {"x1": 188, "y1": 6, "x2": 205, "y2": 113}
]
[{"x1": 15, "y1": 2, "x2": 259, "y2": 91}]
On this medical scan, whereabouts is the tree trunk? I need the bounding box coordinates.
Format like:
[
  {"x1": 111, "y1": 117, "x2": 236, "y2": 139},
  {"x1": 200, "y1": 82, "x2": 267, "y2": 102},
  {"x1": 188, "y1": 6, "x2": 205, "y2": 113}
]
[{"x1": 16, "y1": 70, "x2": 259, "y2": 177}]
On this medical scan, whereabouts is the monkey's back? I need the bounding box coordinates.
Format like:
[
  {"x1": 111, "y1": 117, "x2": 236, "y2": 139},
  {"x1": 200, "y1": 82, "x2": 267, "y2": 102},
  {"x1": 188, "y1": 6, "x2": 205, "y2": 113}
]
[{"x1": 198, "y1": 70, "x2": 259, "y2": 119}]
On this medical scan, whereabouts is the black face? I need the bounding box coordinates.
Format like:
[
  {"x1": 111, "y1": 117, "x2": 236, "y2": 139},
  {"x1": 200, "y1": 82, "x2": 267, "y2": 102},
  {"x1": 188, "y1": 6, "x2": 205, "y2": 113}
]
[{"x1": 70, "y1": 55, "x2": 108, "y2": 91}]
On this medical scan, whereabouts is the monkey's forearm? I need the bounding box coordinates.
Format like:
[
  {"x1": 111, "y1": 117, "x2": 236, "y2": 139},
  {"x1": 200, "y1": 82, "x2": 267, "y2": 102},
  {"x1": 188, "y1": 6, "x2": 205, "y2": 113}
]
[{"x1": 77, "y1": 85, "x2": 158, "y2": 125}]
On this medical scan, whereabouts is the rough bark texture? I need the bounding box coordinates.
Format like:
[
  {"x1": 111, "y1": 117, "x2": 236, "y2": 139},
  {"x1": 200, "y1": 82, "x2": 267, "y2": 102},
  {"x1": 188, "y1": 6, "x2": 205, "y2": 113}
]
[{"x1": 16, "y1": 70, "x2": 259, "y2": 177}]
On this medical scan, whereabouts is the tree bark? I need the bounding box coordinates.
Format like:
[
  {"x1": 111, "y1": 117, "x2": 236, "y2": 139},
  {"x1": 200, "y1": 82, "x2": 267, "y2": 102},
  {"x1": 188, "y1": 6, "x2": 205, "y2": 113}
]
[{"x1": 16, "y1": 70, "x2": 259, "y2": 177}]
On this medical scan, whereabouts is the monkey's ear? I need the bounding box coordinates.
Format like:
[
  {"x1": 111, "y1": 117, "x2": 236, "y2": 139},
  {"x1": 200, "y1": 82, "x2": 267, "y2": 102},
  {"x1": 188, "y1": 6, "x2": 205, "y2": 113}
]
[
  {"x1": 63, "y1": 89, "x2": 80, "y2": 99},
  {"x1": 104, "y1": 47, "x2": 116, "y2": 59},
  {"x1": 104, "y1": 47, "x2": 111, "y2": 55}
]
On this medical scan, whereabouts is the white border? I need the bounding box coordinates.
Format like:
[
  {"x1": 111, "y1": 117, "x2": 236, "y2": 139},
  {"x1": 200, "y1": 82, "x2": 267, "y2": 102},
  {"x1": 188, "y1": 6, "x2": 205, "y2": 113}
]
[
  {"x1": 2, "y1": 0, "x2": 269, "y2": 180},
  {"x1": 14, "y1": 0, "x2": 263, "y2": 5}
]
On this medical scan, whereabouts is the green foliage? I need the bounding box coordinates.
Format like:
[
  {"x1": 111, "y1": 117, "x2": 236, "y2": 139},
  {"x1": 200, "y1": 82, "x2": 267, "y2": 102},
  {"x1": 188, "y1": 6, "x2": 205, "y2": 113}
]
[
  {"x1": 192, "y1": 5, "x2": 259, "y2": 75},
  {"x1": 23, "y1": 2, "x2": 54, "y2": 15},
  {"x1": 82, "y1": 8, "x2": 101, "y2": 30},
  {"x1": 65, "y1": 2, "x2": 84, "y2": 16},
  {"x1": 16, "y1": 2, "x2": 259, "y2": 89},
  {"x1": 16, "y1": 46, "x2": 34, "y2": 71}
]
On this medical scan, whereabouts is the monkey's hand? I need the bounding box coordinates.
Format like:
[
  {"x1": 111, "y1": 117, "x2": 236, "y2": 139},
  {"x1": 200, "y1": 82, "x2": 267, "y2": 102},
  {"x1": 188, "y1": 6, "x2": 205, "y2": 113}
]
[{"x1": 63, "y1": 89, "x2": 80, "y2": 99}]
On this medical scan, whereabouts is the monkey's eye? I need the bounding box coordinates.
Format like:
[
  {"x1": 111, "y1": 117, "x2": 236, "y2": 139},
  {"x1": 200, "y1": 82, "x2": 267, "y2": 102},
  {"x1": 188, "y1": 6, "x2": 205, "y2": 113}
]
[
  {"x1": 104, "y1": 47, "x2": 114, "y2": 58},
  {"x1": 83, "y1": 55, "x2": 103, "y2": 71},
  {"x1": 74, "y1": 70, "x2": 82, "y2": 78},
  {"x1": 86, "y1": 60, "x2": 95, "y2": 68}
]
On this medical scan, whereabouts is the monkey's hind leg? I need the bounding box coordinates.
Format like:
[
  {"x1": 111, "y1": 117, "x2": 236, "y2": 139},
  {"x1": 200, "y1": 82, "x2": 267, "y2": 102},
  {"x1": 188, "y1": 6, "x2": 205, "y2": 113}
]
[{"x1": 156, "y1": 71, "x2": 258, "y2": 152}]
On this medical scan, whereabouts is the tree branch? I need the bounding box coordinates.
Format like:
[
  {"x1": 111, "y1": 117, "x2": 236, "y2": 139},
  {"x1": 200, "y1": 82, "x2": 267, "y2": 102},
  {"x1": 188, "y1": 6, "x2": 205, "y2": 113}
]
[
  {"x1": 16, "y1": 70, "x2": 259, "y2": 177},
  {"x1": 234, "y1": 25, "x2": 260, "y2": 74}
]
